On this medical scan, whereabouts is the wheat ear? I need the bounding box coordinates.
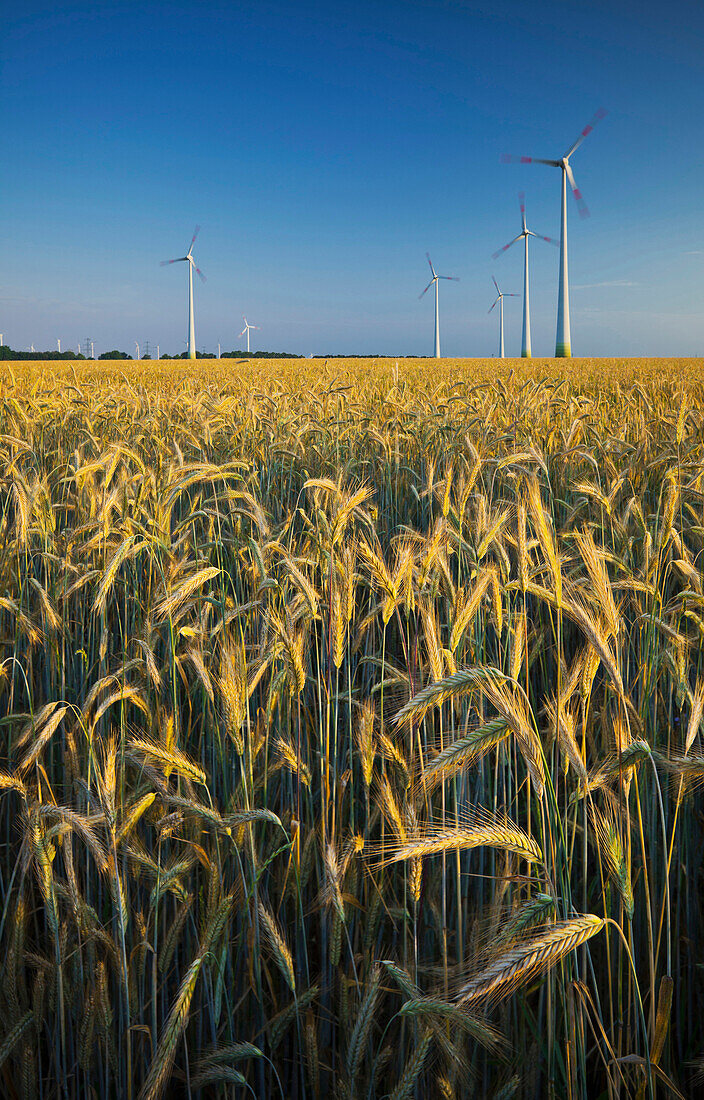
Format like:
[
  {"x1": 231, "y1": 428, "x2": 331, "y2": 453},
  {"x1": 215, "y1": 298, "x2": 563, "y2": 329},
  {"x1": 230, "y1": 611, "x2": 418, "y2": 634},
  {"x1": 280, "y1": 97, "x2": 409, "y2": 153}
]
[{"x1": 457, "y1": 915, "x2": 605, "y2": 1007}]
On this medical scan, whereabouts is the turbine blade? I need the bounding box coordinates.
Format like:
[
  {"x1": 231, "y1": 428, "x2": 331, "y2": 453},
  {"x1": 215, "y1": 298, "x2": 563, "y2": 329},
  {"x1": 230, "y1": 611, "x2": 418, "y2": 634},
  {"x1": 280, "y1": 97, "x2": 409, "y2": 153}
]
[
  {"x1": 519, "y1": 191, "x2": 527, "y2": 233},
  {"x1": 566, "y1": 163, "x2": 590, "y2": 218},
  {"x1": 488, "y1": 298, "x2": 499, "y2": 314},
  {"x1": 161, "y1": 257, "x2": 187, "y2": 265},
  {"x1": 426, "y1": 252, "x2": 437, "y2": 278},
  {"x1": 438, "y1": 275, "x2": 459, "y2": 281},
  {"x1": 188, "y1": 225, "x2": 201, "y2": 255},
  {"x1": 501, "y1": 154, "x2": 561, "y2": 167},
  {"x1": 419, "y1": 280, "x2": 434, "y2": 299},
  {"x1": 492, "y1": 234, "x2": 522, "y2": 260},
  {"x1": 195, "y1": 267, "x2": 206, "y2": 282},
  {"x1": 492, "y1": 275, "x2": 500, "y2": 295},
  {"x1": 564, "y1": 107, "x2": 607, "y2": 159}
]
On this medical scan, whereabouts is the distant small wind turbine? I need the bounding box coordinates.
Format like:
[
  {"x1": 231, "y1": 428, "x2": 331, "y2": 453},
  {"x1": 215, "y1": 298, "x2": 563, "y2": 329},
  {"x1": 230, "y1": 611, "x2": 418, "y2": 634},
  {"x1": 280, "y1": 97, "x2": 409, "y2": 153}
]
[
  {"x1": 502, "y1": 108, "x2": 606, "y2": 357},
  {"x1": 239, "y1": 318, "x2": 260, "y2": 354},
  {"x1": 493, "y1": 193, "x2": 558, "y2": 358},
  {"x1": 419, "y1": 253, "x2": 459, "y2": 359},
  {"x1": 488, "y1": 276, "x2": 519, "y2": 359},
  {"x1": 161, "y1": 227, "x2": 206, "y2": 360},
  {"x1": 135, "y1": 341, "x2": 140, "y2": 360},
  {"x1": 57, "y1": 338, "x2": 61, "y2": 353}
]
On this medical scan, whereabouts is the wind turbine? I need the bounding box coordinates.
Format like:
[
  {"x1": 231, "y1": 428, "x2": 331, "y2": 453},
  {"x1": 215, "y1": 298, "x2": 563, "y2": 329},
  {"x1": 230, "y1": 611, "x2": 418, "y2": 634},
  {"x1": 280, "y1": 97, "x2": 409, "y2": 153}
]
[
  {"x1": 419, "y1": 253, "x2": 458, "y2": 359},
  {"x1": 488, "y1": 276, "x2": 518, "y2": 358},
  {"x1": 502, "y1": 108, "x2": 606, "y2": 357},
  {"x1": 161, "y1": 227, "x2": 206, "y2": 360},
  {"x1": 239, "y1": 318, "x2": 260, "y2": 354},
  {"x1": 493, "y1": 193, "x2": 558, "y2": 358}
]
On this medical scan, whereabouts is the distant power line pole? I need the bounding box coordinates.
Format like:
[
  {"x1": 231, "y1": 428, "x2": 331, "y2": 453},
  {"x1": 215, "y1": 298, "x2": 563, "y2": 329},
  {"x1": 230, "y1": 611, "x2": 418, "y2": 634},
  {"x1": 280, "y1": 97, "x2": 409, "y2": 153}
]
[
  {"x1": 144, "y1": 340, "x2": 151, "y2": 359},
  {"x1": 84, "y1": 337, "x2": 93, "y2": 360}
]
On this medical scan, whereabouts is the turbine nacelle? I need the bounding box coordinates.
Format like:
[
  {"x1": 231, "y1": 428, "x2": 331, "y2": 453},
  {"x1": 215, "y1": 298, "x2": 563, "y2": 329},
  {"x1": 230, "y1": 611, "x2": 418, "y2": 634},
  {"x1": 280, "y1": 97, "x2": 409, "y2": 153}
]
[
  {"x1": 492, "y1": 194, "x2": 558, "y2": 260},
  {"x1": 161, "y1": 227, "x2": 206, "y2": 280},
  {"x1": 419, "y1": 253, "x2": 459, "y2": 298},
  {"x1": 501, "y1": 108, "x2": 606, "y2": 221},
  {"x1": 488, "y1": 275, "x2": 518, "y2": 313}
]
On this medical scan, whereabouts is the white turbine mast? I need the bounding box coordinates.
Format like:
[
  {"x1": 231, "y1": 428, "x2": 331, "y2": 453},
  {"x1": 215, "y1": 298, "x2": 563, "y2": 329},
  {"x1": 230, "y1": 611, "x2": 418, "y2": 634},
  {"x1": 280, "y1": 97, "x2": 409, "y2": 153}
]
[
  {"x1": 488, "y1": 276, "x2": 519, "y2": 359},
  {"x1": 419, "y1": 253, "x2": 458, "y2": 359},
  {"x1": 502, "y1": 108, "x2": 606, "y2": 357},
  {"x1": 239, "y1": 317, "x2": 260, "y2": 355},
  {"x1": 161, "y1": 226, "x2": 206, "y2": 360},
  {"x1": 493, "y1": 193, "x2": 558, "y2": 358}
]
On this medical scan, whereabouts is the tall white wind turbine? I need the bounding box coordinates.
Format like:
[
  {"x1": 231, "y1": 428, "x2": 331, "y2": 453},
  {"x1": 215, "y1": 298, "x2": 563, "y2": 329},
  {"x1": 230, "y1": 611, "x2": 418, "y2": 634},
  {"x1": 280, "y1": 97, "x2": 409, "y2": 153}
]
[
  {"x1": 161, "y1": 227, "x2": 206, "y2": 360},
  {"x1": 419, "y1": 253, "x2": 458, "y2": 359},
  {"x1": 239, "y1": 317, "x2": 260, "y2": 354},
  {"x1": 488, "y1": 276, "x2": 518, "y2": 359},
  {"x1": 502, "y1": 108, "x2": 606, "y2": 357},
  {"x1": 492, "y1": 193, "x2": 558, "y2": 358}
]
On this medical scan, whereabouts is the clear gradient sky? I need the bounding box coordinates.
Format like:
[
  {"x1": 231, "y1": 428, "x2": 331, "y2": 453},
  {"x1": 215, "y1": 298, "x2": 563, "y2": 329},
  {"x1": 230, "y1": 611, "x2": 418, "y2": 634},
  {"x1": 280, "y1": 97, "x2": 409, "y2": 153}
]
[{"x1": 2, "y1": 0, "x2": 703, "y2": 358}]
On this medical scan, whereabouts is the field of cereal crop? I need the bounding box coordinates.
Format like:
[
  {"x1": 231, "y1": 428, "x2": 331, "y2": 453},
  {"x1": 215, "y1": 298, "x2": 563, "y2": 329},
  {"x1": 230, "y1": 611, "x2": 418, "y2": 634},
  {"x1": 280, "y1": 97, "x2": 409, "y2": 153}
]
[{"x1": 1, "y1": 356, "x2": 703, "y2": 1098}]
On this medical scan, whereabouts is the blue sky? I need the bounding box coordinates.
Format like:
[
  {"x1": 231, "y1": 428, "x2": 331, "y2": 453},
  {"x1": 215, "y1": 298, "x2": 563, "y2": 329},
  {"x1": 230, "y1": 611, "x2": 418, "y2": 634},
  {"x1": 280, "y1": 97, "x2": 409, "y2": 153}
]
[{"x1": 2, "y1": 0, "x2": 703, "y2": 357}]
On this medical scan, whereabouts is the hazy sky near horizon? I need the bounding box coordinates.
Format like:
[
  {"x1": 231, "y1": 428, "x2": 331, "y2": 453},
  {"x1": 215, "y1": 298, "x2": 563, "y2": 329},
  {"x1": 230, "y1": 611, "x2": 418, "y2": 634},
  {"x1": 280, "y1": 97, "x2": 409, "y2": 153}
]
[{"x1": 2, "y1": 0, "x2": 703, "y2": 358}]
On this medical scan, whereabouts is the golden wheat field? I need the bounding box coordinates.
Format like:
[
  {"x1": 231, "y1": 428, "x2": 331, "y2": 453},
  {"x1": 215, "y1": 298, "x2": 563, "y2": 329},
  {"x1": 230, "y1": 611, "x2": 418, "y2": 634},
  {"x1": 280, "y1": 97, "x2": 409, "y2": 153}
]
[{"x1": 1, "y1": 355, "x2": 703, "y2": 1099}]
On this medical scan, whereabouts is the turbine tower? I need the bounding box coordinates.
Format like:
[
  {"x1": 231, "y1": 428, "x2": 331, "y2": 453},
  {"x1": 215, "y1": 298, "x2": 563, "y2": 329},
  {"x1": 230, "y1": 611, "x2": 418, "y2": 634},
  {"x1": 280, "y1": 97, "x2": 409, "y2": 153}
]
[
  {"x1": 239, "y1": 318, "x2": 260, "y2": 354},
  {"x1": 161, "y1": 227, "x2": 206, "y2": 360},
  {"x1": 502, "y1": 108, "x2": 606, "y2": 357},
  {"x1": 419, "y1": 253, "x2": 458, "y2": 359},
  {"x1": 492, "y1": 193, "x2": 558, "y2": 357},
  {"x1": 488, "y1": 276, "x2": 518, "y2": 359}
]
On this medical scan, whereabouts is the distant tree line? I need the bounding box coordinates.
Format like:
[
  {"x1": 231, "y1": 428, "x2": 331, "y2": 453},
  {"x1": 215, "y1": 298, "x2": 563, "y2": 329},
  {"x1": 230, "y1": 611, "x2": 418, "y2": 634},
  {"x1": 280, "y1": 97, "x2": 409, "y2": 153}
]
[
  {"x1": 0, "y1": 345, "x2": 303, "y2": 361},
  {"x1": 0, "y1": 346, "x2": 87, "y2": 361},
  {"x1": 158, "y1": 350, "x2": 303, "y2": 359},
  {"x1": 0, "y1": 345, "x2": 427, "y2": 363}
]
